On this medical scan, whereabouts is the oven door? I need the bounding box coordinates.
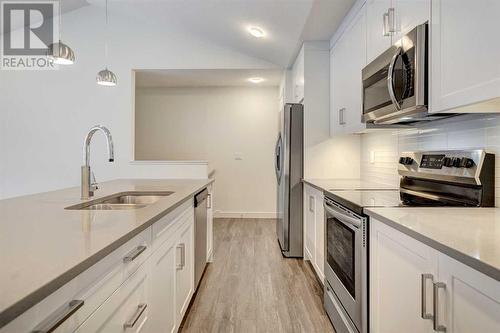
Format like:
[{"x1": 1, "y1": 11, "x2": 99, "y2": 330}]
[{"x1": 324, "y1": 199, "x2": 366, "y2": 333}]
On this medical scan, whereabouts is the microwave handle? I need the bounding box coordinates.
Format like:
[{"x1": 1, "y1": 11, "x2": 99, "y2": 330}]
[{"x1": 387, "y1": 46, "x2": 402, "y2": 111}]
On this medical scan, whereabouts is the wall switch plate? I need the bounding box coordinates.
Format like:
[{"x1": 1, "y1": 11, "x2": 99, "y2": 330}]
[
  {"x1": 370, "y1": 151, "x2": 375, "y2": 164},
  {"x1": 234, "y1": 152, "x2": 243, "y2": 160}
]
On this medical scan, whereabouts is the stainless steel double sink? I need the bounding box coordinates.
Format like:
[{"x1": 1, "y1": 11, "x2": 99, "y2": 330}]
[{"x1": 66, "y1": 191, "x2": 174, "y2": 210}]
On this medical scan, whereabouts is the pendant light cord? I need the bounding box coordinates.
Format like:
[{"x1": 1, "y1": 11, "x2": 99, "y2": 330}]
[
  {"x1": 58, "y1": 0, "x2": 62, "y2": 41},
  {"x1": 104, "y1": 0, "x2": 109, "y2": 66}
]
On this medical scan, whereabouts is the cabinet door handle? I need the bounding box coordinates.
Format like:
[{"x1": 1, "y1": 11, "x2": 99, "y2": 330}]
[
  {"x1": 176, "y1": 243, "x2": 185, "y2": 270},
  {"x1": 207, "y1": 193, "x2": 212, "y2": 209},
  {"x1": 383, "y1": 12, "x2": 390, "y2": 36},
  {"x1": 309, "y1": 195, "x2": 315, "y2": 213},
  {"x1": 421, "y1": 274, "x2": 434, "y2": 320},
  {"x1": 387, "y1": 8, "x2": 395, "y2": 34},
  {"x1": 339, "y1": 108, "x2": 346, "y2": 125},
  {"x1": 123, "y1": 303, "x2": 147, "y2": 329},
  {"x1": 123, "y1": 245, "x2": 147, "y2": 263},
  {"x1": 433, "y1": 282, "x2": 447, "y2": 332},
  {"x1": 31, "y1": 300, "x2": 84, "y2": 333}
]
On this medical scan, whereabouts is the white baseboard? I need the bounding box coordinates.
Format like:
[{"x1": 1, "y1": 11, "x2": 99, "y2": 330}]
[{"x1": 213, "y1": 210, "x2": 276, "y2": 219}]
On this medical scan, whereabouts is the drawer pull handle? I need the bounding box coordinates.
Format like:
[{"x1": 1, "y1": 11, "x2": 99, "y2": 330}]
[
  {"x1": 421, "y1": 274, "x2": 434, "y2": 320},
  {"x1": 32, "y1": 299, "x2": 84, "y2": 333},
  {"x1": 433, "y1": 282, "x2": 447, "y2": 332},
  {"x1": 176, "y1": 243, "x2": 185, "y2": 270},
  {"x1": 123, "y1": 245, "x2": 147, "y2": 263},
  {"x1": 123, "y1": 303, "x2": 147, "y2": 329}
]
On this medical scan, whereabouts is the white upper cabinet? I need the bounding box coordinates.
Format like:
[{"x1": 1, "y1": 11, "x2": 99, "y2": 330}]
[
  {"x1": 330, "y1": 4, "x2": 367, "y2": 136},
  {"x1": 430, "y1": 0, "x2": 500, "y2": 113},
  {"x1": 366, "y1": 0, "x2": 392, "y2": 63},
  {"x1": 392, "y1": 0, "x2": 430, "y2": 42},
  {"x1": 366, "y1": 0, "x2": 429, "y2": 63}
]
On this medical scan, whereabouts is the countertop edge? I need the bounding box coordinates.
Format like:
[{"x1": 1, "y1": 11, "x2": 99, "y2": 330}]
[
  {"x1": 0, "y1": 179, "x2": 213, "y2": 329},
  {"x1": 365, "y1": 208, "x2": 500, "y2": 282},
  {"x1": 302, "y1": 179, "x2": 327, "y2": 193}
]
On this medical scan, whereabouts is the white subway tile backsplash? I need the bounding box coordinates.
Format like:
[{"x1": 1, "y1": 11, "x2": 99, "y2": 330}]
[{"x1": 360, "y1": 114, "x2": 500, "y2": 205}]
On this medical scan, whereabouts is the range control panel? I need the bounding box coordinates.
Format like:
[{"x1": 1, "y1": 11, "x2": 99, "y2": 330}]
[{"x1": 397, "y1": 150, "x2": 490, "y2": 185}]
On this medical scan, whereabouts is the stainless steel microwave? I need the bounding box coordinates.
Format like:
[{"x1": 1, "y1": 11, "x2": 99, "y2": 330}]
[{"x1": 361, "y1": 23, "x2": 453, "y2": 125}]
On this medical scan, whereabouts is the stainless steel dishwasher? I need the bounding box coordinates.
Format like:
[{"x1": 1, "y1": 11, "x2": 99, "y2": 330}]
[{"x1": 194, "y1": 188, "x2": 208, "y2": 290}]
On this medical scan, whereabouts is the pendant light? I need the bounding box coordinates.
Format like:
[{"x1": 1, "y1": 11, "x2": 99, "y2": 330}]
[
  {"x1": 47, "y1": 0, "x2": 75, "y2": 65},
  {"x1": 97, "y1": 0, "x2": 117, "y2": 86}
]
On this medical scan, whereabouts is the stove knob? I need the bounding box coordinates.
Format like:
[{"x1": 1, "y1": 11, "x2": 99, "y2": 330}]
[
  {"x1": 452, "y1": 157, "x2": 461, "y2": 168},
  {"x1": 443, "y1": 157, "x2": 453, "y2": 167},
  {"x1": 398, "y1": 157, "x2": 406, "y2": 165},
  {"x1": 459, "y1": 157, "x2": 475, "y2": 168},
  {"x1": 404, "y1": 157, "x2": 414, "y2": 165}
]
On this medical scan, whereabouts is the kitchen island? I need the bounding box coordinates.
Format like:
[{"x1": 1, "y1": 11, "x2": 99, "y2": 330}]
[{"x1": 0, "y1": 178, "x2": 213, "y2": 331}]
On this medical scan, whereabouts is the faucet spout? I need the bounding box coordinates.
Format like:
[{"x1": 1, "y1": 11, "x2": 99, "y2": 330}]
[
  {"x1": 81, "y1": 125, "x2": 114, "y2": 200},
  {"x1": 83, "y1": 125, "x2": 114, "y2": 166}
]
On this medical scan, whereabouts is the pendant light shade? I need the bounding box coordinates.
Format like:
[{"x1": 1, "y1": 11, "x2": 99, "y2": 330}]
[
  {"x1": 96, "y1": 68, "x2": 117, "y2": 86},
  {"x1": 97, "y1": 0, "x2": 117, "y2": 87},
  {"x1": 47, "y1": 41, "x2": 75, "y2": 65}
]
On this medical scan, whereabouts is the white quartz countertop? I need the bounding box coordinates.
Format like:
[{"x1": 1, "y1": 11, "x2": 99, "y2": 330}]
[
  {"x1": 366, "y1": 207, "x2": 500, "y2": 282},
  {"x1": 303, "y1": 178, "x2": 398, "y2": 191},
  {"x1": 0, "y1": 178, "x2": 213, "y2": 327}
]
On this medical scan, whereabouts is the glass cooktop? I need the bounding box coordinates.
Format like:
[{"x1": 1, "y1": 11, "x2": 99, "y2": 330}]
[{"x1": 326, "y1": 190, "x2": 402, "y2": 215}]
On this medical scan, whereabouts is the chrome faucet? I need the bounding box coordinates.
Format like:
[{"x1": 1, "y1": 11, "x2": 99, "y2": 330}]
[{"x1": 81, "y1": 125, "x2": 114, "y2": 200}]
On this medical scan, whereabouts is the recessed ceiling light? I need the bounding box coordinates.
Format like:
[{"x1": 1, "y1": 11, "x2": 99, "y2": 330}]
[
  {"x1": 248, "y1": 77, "x2": 265, "y2": 84},
  {"x1": 248, "y1": 26, "x2": 265, "y2": 38}
]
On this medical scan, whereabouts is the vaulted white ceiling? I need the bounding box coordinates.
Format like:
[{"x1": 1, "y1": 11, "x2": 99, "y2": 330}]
[
  {"x1": 86, "y1": 0, "x2": 355, "y2": 67},
  {"x1": 8, "y1": 0, "x2": 354, "y2": 67}
]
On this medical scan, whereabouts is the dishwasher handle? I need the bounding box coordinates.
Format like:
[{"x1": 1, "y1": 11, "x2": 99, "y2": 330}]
[{"x1": 194, "y1": 188, "x2": 209, "y2": 207}]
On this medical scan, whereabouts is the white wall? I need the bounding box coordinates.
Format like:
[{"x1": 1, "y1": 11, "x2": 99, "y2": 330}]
[
  {"x1": 0, "y1": 6, "x2": 278, "y2": 199},
  {"x1": 135, "y1": 86, "x2": 279, "y2": 217},
  {"x1": 360, "y1": 114, "x2": 500, "y2": 206},
  {"x1": 306, "y1": 135, "x2": 361, "y2": 179}
]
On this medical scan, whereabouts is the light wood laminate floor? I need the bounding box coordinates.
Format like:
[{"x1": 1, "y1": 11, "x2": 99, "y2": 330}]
[{"x1": 180, "y1": 218, "x2": 335, "y2": 333}]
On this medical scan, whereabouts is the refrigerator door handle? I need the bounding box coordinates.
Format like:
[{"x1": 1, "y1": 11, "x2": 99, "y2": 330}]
[{"x1": 275, "y1": 134, "x2": 282, "y2": 182}]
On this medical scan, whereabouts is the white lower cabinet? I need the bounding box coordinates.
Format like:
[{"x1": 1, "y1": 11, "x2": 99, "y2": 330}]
[
  {"x1": 147, "y1": 233, "x2": 177, "y2": 333},
  {"x1": 1, "y1": 199, "x2": 200, "y2": 333},
  {"x1": 175, "y1": 217, "x2": 194, "y2": 327},
  {"x1": 370, "y1": 218, "x2": 500, "y2": 333},
  {"x1": 303, "y1": 183, "x2": 325, "y2": 282},
  {"x1": 370, "y1": 218, "x2": 437, "y2": 333},
  {"x1": 438, "y1": 254, "x2": 500, "y2": 333},
  {"x1": 75, "y1": 264, "x2": 150, "y2": 333}
]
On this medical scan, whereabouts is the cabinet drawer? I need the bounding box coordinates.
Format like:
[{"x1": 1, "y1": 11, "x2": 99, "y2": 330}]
[
  {"x1": 75, "y1": 262, "x2": 149, "y2": 332},
  {"x1": 152, "y1": 199, "x2": 193, "y2": 250},
  {"x1": 1, "y1": 228, "x2": 151, "y2": 333}
]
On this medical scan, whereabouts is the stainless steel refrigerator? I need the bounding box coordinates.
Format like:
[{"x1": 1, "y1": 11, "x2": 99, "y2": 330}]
[{"x1": 275, "y1": 103, "x2": 303, "y2": 258}]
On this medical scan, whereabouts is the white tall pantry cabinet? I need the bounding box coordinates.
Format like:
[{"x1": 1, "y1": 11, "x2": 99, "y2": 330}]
[
  {"x1": 330, "y1": 4, "x2": 367, "y2": 136},
  {"x1": 370, "y1": 218, "x2": 500, "y2": 333}
]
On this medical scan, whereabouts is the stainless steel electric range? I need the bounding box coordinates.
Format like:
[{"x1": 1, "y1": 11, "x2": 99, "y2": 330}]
[{"x1": 323, "y1": 150, "x2": 495, "y2": 333}]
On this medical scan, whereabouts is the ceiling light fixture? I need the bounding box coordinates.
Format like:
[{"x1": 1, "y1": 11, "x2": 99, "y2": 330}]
[
  {"x1": 248, "y1": 77, "x2": 265, "y2": 84},
  {"x1": 97, "y1": 0, "x2": 117, "y2": 86},
  {"x1": 47, "y1": 0, "x2": 75, "y2": 65},
  {"x1": 248, "y1": 26, "x2": 265, "y2": 38}
]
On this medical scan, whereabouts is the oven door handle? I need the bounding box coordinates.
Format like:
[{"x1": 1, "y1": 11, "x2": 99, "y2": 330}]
[
  {"x1": 387, "y1": 46, "x2": 403, "y2": 111},
  {"x1": 324, "y1": 202, "x2": 362, "y2": 228}
]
